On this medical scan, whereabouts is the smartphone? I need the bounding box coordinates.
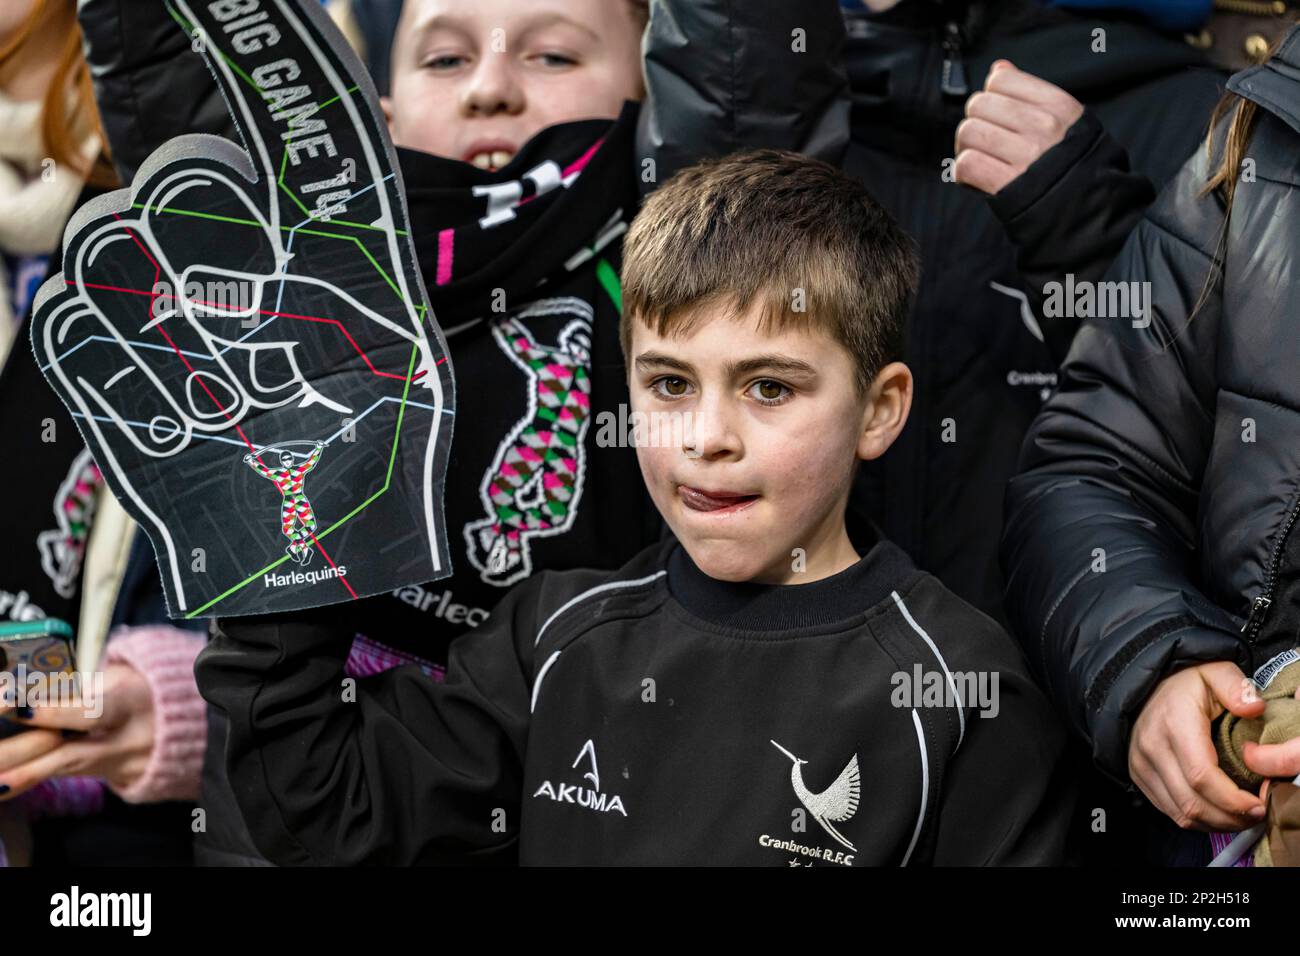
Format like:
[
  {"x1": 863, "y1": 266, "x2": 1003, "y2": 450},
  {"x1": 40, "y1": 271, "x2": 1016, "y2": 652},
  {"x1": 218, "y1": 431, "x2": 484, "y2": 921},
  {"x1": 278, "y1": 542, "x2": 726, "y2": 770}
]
[{"x1": 0, "y1": 618, "x2": 77, "y2": 739}]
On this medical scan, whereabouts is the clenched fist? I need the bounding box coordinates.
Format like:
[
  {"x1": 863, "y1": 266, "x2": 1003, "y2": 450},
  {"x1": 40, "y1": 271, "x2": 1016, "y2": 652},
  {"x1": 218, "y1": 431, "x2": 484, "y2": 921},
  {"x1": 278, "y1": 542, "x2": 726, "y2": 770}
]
[{"x1": 954, "y1": 60, "x2": 1085, "y2": 195}]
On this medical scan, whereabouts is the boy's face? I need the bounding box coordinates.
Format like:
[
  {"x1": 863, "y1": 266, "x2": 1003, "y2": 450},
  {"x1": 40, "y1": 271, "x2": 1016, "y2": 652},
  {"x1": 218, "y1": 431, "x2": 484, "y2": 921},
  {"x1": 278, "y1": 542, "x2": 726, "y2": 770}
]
[
  {"x1": 386, "y1": 0, "x2": 645, "y2": 165},
  {"x1": 629, "y1": 303, "x2": 912, "y2": 586}
]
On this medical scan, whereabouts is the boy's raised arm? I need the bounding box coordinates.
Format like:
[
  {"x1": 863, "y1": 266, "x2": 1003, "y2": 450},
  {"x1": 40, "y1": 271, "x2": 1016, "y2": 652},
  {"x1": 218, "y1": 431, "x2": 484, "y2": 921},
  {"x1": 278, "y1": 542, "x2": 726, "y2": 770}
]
[
  {"x1": 958, "y1": 63, "x2": 1160, "y2": 363},
  {"x1": 637, "y1": 0, "x2": 850, "y2": 192},
  {"x1": 195, "y1": 576, "x2": 548, "y2": 865},
  {"x1": 79, "y1": 0, "x2": 236, "y2": 184},
  {"x1": 983, "y1": 109, "x2": 1156, "y2": 364}
]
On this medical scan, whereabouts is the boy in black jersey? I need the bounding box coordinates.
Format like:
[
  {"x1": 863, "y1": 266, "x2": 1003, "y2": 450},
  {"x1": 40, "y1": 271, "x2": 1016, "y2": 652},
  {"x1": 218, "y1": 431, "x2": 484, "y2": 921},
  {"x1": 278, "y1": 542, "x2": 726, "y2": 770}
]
[
  {"x1": 198, "y1": 149, "x2": 1073, "y2": 865},
  {"x1": 65, "y1": 0, "x2": 850, "y2": 866}
]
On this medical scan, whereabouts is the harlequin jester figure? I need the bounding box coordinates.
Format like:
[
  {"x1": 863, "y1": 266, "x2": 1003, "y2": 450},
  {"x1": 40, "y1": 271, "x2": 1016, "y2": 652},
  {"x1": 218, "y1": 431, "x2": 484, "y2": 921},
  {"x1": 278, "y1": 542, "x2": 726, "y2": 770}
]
[
  {"x1": 465, "y1": 314, "x2": 592, "y2": 587},
  {"x1": 244, "y1": 441, "x2": 325, "y2": 566}
]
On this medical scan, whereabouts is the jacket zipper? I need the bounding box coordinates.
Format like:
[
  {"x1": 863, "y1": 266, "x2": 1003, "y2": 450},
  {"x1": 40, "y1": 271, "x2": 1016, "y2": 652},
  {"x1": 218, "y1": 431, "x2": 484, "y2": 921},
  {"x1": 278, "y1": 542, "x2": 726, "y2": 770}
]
[
  {"x1": 940, "y1": 21, "x2": 968, "y2": 97},
  {"x1": 1242, "y1": 595, "x2": 1271, "y2": 636},
  {"x1": 1242, "y1": 496, "x2": 1300, "y2": 638}
]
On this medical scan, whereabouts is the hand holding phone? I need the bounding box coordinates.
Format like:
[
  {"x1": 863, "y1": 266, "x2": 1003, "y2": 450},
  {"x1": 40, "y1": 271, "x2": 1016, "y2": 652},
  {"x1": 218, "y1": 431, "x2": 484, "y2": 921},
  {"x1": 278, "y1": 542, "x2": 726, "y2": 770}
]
[{"x1": 0, "y1": 619, "x2": 77, "y2": 739}]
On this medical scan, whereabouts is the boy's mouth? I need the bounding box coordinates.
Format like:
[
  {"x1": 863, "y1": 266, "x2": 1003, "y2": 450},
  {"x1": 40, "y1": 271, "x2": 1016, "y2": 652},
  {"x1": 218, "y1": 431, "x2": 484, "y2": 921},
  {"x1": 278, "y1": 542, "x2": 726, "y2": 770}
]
[
  {"x1": 463, "y1": 144, "x2": 517, "y2": 171},
  {"x1": 678, "y1": 486, "x2": 760, "y2": 514}
]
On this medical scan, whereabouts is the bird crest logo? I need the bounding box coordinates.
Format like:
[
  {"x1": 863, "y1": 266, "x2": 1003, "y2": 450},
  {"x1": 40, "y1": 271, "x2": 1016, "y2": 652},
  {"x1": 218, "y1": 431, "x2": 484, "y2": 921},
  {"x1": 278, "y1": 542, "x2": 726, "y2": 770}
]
[{"x1": 770, "y1": 740, "x2": 861, "y2": 852}]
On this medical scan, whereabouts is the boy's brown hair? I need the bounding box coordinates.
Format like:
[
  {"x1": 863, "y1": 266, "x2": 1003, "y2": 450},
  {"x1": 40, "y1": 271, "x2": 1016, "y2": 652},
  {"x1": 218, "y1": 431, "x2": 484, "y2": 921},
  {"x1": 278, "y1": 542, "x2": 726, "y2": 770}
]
[{"x1": 621, "y1": 149, "x2": 917, "y2": 395}]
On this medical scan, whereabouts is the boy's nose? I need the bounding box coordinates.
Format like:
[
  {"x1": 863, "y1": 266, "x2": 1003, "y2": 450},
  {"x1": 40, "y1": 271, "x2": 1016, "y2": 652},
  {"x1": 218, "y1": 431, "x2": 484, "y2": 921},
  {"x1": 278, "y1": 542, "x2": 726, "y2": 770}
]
[
  {"x1": 461, "y1": 57, "x2": 525, "y2": 118},
  {"x1": 683, "y1": 400, "x2": 742, "y2": 461}
]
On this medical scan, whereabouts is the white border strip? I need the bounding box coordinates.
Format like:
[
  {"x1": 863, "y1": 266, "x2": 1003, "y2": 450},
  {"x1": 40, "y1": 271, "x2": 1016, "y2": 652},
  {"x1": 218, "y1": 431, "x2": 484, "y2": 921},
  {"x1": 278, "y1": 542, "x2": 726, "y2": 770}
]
[
  {"x1": 534, "y1": 571, "x2": 666, "y2": 647},
  {"x1": 530, "y1": 650, "x2": 562, "y2": 714},
  {"x1": 892, "y1": 590, "x2": 965, "y2": 750},
  {"x1": 901, "y1": 709, "x2": 930, "y2": 867}
]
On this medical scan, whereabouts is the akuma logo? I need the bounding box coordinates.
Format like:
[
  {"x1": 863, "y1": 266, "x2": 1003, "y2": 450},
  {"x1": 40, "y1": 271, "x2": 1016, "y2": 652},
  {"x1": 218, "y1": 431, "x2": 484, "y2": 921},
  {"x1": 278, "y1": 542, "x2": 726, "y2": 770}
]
[{"x1": 532, "y1": 738, "x2": 627, "y2": 817}]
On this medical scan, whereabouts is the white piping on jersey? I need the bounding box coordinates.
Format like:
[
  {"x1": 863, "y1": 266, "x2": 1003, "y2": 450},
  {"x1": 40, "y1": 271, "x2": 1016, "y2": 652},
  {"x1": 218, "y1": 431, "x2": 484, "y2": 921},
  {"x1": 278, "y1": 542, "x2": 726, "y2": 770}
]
[
  {"x1": 533, "y1": 571, "x2": 667, "y2": 647},
  {"x1": 989, "y1": 280, "x2": 1045, "y2": 343},
  {"x1": 529, "y1": 571, "x2": 667, "y2": 713},
  {"x1": 531, "y1": 651, "x2": 561, "y2": 714},
  {"x1": 891, "y1": 590, "x2": 965, "y2": 751},
  {"x1": 902, "y1": 709, "x2": 929, "y2": 866}
]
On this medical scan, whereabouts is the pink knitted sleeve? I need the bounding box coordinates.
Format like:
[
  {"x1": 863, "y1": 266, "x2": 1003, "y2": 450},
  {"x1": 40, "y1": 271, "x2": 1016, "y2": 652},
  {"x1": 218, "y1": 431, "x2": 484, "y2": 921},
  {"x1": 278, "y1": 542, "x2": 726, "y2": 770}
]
[{"x1": 102, "y1": 625, "x2": 207, "y2": 804}]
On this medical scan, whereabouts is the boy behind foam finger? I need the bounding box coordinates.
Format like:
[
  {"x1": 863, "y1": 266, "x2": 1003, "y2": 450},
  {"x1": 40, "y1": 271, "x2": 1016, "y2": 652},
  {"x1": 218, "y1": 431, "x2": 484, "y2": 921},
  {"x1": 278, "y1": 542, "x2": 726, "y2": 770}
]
[{"x1": 197, "y1": 149, "x2": 1073, "y2": 865}]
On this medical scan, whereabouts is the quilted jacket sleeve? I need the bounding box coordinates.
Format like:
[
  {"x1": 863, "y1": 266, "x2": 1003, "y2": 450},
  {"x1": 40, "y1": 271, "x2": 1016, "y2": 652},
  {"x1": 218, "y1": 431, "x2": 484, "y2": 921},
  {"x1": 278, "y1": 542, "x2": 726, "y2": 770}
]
[{"x1": 1000, "y1": 139, "x2": 1250, "y2": 785}]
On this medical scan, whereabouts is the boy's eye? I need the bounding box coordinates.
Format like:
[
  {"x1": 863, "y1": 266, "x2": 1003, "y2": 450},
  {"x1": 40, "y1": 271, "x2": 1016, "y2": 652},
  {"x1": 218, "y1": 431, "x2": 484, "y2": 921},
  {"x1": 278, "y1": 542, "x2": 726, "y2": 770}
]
[
  {"x1": 422, "y1": 54, "x2": 468, "y2": 71},
  {"x1": 651, "y1": 376, "x2": 691, "y2": 399},
  {"x1": 747, "y1": 380, "x2": 792, "y2": 405},
  {"x1": 531, "y1": 51, "x2": 580, "y2": 68}
]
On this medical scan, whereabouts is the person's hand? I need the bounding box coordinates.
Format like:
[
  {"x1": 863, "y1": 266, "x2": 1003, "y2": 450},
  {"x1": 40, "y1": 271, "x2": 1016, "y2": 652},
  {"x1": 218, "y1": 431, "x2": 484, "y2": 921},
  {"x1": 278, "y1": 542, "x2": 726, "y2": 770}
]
[
  {"x1": 1243, "y1": 682, "x2": 1300, "y2": 781},
  {"x1": 954, "y1": 60, "x2": 1085, "y2": 195},
  {"x1": 0, "y1": 665, "x2": 154, "y2": 800},
  {"x1": 1128, "y1": 661, "x2": 1269, "y2": 830}
]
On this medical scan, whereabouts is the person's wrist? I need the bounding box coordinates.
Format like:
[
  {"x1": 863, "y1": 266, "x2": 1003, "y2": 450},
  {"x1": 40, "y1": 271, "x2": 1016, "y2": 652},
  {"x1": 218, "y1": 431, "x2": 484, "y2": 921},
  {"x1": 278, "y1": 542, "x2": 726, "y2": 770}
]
[
  {"x1": 102, "y1": 627, "x2": 206, "y2": 803},
  {"x1": 106, "y1": 663, "x2": 153, "y2": 724}
]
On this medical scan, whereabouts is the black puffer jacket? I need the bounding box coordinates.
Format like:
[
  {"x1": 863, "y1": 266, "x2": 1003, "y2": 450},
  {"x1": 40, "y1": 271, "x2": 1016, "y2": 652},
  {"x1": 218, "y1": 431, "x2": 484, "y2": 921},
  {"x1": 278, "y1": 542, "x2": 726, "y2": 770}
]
[
  {"x1": 1002, "y1": 26, "x2": 1300, "y2": 785},
  {"x1": 844, "y1": 0, "x2": 1225, "y2": 624}
]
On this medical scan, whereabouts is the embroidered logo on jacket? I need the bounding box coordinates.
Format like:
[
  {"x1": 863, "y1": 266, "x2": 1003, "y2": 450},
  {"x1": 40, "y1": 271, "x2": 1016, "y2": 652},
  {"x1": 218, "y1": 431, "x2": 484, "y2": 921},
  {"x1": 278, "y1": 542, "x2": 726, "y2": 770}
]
[
  {"x1": 37, "y1": 448, "x2": 102, "y2": 599},
  {"x1": 465, "y1": 298, "x2": 593, "y2": 587},
  {"x1": 770, "y1": 739, "x2": 860, "y2": 852},
  {"x1": 532, "y1": 738, "x2": 627, "y2": 817}
]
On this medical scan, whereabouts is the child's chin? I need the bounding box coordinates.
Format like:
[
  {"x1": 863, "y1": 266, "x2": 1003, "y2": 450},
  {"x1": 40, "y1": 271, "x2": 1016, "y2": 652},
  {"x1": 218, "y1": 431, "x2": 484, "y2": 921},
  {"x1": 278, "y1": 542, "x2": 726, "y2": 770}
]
[{"x1": 683, "y1": 542, "x2": 769, "y2": 583}]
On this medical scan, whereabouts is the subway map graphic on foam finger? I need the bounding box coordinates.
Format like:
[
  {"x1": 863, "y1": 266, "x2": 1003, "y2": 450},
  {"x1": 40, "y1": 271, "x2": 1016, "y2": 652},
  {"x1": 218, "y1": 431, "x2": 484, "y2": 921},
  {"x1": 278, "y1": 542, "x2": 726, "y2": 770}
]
[{"x1": 29, "y1": 0, "x2": 455, "y2": 618}]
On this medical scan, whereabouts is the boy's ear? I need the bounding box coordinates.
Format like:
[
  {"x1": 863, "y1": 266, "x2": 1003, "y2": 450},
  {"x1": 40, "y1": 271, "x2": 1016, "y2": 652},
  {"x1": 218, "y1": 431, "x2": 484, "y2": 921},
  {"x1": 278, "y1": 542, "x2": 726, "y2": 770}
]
[
  {"x1": 380, "y1": 96, "x2": 396, "y2": 137},
  {"x1": 856, "y1": 362, "x2": 912, "y2": 462}
]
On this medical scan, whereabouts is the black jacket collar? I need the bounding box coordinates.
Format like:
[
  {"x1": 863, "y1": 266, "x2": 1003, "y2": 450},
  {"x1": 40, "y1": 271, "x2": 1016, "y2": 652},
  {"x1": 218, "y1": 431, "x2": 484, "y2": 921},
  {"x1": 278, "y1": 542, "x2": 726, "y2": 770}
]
[{"x1": 1227, "y1": 24, "x2": 1300, "y2": 137}]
